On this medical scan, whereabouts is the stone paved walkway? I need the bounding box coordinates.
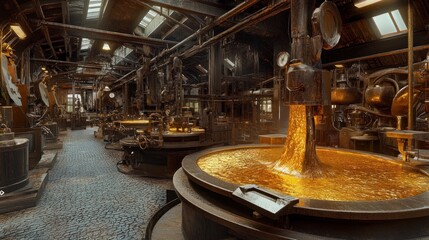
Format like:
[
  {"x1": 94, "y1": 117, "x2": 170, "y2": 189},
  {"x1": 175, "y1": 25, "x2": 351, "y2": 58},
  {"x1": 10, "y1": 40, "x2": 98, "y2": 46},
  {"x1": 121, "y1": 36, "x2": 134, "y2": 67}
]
[{"x1": 0, "y1": 127, "x2": 172, "y2": 240}]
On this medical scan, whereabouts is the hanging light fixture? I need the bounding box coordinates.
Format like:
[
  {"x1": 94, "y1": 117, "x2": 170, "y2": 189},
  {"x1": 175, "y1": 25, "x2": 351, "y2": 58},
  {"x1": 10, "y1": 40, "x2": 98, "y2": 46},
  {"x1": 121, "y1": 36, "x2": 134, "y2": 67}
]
[
  {"x1": 103, "y1": 85, "x2": 111, "y2": 91},
  {"x1": 354, "y1": 0, "x2": 382, "y2": 8},
  {"x1": 10, "y1": 23, "x2": 27, "y2": 39},
  {"x1": 102, "y1": 43, "x2": 110, "y2": 51}
]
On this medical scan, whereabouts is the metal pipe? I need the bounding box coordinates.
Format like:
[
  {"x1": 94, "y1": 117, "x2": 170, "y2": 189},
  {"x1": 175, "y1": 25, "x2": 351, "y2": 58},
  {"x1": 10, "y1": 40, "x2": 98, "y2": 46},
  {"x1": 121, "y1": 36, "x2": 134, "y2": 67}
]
[
  {"x1": 30, "y1": 58, "x2": 134, "y2": 70},
  {"x1": 113, "y1": 69, "x2": 137, "y2": 84},
  {"x1": 130, "y1": 0, "x2": 194, "y2": 32},
  {"x1": 162, "y1": 17, "x2": 188, "y2": 40},
  {"x1": 180, "y1": 1, "x2": 290, "y2": 59},
  {"x1": 407, "y1": 0, "x2": 414, "y2": 131},
  {"x1": 38, "y1": 20, "x2": 177, "y2": 47},
  {"x1": 150, "y1": 0, "x2": 261, "y2": 64}
]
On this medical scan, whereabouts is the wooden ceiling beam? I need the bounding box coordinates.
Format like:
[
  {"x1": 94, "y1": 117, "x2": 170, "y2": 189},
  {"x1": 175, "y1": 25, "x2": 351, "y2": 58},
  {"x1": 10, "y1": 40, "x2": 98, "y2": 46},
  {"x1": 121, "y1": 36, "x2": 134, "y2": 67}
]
[{"x1": 322, "y1": 31, "x2": 429, "y2": 66}]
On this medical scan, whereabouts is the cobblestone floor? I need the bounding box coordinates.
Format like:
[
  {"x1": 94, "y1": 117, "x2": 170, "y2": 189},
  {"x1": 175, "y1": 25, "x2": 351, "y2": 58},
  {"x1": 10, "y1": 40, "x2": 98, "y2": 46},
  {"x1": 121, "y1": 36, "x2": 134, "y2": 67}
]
[{"x1": 0, "y1": 127, "x2": 172, "y2": 240}]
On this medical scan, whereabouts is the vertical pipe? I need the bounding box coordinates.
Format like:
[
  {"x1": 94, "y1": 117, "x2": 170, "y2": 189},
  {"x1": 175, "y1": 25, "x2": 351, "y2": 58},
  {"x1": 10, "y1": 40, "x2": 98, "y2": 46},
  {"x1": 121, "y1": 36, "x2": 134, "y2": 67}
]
[
  {"x1": 72, "y1": 80, "x2": 75, "y2": 113},
  {"x1": 291, "y1": 0, "x2": 309, "y2": 61},
  {"x1": 407, "y1": 0, "x2": 414, "y2": 130},
  {"x1": 124, "y1": 83, "x2": 128, "y2": 115}
]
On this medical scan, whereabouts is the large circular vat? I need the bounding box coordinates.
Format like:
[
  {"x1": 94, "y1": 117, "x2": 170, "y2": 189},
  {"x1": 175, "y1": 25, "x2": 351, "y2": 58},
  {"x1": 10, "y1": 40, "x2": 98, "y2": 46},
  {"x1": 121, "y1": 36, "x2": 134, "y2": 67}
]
[
  {"x1": 118, "y1": 128, "x2": 213, "y2": 178},
  {"x1": 173, "y1": 145, "x2": 429, "y2": 239}
]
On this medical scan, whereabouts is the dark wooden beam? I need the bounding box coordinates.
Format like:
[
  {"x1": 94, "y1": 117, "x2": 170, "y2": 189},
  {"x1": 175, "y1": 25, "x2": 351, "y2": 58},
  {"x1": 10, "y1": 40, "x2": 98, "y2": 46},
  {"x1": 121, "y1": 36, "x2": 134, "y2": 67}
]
[
  {"x1": 322, "y1": 31, "x2": 429, "y2": 66},
  {"x1": 338, "y1": 0, "x2": 408, "y2": 24},
  {"x1": 32, "y1": 0, "x2": 58, "y2": 59},
  {"x1": 61, "y1": 0, "x2": 72, "y2": 61},
  {"x1": 39, "y1": 20, "x2": 177, "y2": 47},
  {"x1": 142, "y1": 0, "x2": 227, "y2": 17}
]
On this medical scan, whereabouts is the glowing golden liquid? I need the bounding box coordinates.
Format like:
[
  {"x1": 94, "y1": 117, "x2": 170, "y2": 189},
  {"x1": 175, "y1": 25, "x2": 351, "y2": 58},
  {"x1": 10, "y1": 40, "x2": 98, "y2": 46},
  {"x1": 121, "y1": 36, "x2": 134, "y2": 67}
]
[
  {"x1": 118, "y1": 120, "x2": 150, "y2": 124},
  {"x1": 166, "y1": 128, "x2": 205, "y2": 133},
  {"x1": 198, "y1": 148, "x2": 429, "y2": 201},
  {"x1": 198, "y1": 105, "x2": 429, "y2": 201},
  {"x1": 274, "y1": 105, "x2": 323, "y2": 177}
]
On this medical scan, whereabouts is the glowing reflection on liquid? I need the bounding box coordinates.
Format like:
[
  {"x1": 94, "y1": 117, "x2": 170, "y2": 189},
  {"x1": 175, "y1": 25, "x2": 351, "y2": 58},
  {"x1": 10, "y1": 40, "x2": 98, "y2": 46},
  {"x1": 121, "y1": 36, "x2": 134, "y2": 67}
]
[{"x1": 198, "y1": 147, "x2": 429, "y2": 201}]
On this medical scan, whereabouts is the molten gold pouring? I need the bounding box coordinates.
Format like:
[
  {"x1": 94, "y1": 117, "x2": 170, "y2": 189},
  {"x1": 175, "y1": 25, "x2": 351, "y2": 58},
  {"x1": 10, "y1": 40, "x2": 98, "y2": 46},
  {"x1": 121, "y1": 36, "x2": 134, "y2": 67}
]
[{"x1": 274, "y1": 105, "x2": 325, "y2": 177}]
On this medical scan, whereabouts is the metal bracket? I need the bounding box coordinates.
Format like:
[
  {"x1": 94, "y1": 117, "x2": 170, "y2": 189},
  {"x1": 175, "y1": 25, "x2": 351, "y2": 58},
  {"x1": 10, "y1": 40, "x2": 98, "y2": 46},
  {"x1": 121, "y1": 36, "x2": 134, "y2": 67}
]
[{"x1": 232, "y1": 184, "x2": 299, "y2": 220}]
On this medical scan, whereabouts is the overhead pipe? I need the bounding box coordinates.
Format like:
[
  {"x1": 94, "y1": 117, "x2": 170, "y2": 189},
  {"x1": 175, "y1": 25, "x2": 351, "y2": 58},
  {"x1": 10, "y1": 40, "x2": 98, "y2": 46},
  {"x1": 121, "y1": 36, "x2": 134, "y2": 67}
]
[
  {"x1": 30, "y1": 58, "x2": 134, "y2": 71},
  {"x1": 180, "y1": 1, "x2": 290, "y2": 59},
  {"x1": 150, "y1": 0, "x2": 261, "y2": 65},
  {"x1": 38, "y1": 20, "x2": 177, "y2": 47},
  {"x1": 112, "y1": 69, "x2": 137, "y2": 84}
]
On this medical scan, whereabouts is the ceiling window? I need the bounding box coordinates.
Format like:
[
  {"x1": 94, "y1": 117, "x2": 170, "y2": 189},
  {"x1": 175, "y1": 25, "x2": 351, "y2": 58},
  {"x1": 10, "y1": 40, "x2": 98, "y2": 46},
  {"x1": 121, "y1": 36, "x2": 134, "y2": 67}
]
[
  {"x1": 112, "y1": 46, "x2": 134, "y2": 65},
  {"x1": 139, "y1": 7, "x2": 161, "y2": 28},
  {"x1": 86, "y1": 0, "x2": 102, "y2": 20},
  {"x1": 372, "y1": 10, "x2": 407, "y2": 36},
  {"x1": 80, "y1": 38, "x2": 92, "y2": 51}
]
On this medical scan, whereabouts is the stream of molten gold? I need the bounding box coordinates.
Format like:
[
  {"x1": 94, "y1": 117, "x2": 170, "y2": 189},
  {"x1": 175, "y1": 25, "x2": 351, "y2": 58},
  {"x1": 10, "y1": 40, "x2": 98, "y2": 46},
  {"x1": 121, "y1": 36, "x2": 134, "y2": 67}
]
[{"x1": 273, "y1": 105, "x2": 324, "y2": 177}]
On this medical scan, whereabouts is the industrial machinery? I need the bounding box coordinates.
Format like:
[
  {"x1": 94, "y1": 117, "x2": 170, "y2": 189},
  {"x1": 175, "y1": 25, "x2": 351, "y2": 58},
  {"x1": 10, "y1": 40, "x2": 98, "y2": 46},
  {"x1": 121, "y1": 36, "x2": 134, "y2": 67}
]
[
  {"x1": 0, "y1": 106, "x2": 29, "y2": 196},
  {"x1": 147, "y1": 1, "x2": 429, "y2": 239},
  {"x1": 117, "y1": 112, "x2": 213, "y2": 178},
  {"x1": 1, "y1": 43, "x2": 44, "y2": 169}
]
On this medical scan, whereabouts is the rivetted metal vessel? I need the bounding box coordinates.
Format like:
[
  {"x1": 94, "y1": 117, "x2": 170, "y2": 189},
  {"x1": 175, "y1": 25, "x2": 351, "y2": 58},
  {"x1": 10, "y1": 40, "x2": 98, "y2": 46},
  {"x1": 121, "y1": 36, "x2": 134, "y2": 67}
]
[{"x1": 174, "y1": 145, "x2": 429, "y2": 239}]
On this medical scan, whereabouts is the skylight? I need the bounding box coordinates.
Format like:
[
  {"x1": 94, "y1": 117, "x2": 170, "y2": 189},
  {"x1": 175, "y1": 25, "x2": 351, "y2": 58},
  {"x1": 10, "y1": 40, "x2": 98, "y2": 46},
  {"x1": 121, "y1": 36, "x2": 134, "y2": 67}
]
[
  {"x1": 139, "y1": 7, "x2": 161, "y2": 28},
  {"x1": 80, "y1": 38, "x2": 92, "y2": 51},
  {"x1": 112, "y1": 46, "x2": 134, "y2": 65},
  {"x1": 372, "y1": 10, "x2": 407, "y2": 36},
  {"x1": 86, "y1": 0, "x2": 102, "y2": 20}
]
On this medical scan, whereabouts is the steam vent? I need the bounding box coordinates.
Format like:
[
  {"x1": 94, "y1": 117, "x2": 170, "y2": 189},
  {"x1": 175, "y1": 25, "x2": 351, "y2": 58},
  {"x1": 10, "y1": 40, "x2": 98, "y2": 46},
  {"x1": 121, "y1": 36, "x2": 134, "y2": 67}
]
[{"x1": 1, "y1": 0, "x2": 429, "y2": 239}]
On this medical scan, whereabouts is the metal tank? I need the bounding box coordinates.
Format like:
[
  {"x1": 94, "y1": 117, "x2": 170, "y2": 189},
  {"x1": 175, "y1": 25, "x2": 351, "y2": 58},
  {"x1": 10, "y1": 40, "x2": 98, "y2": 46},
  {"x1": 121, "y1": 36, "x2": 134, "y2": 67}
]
[{"x1": 0, "y1": 107, "x2": 29, "y2": 194}]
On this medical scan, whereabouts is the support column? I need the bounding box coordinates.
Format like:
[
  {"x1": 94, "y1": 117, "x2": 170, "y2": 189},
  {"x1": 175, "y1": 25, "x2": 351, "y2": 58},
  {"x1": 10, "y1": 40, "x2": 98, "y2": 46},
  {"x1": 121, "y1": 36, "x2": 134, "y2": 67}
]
[{"x1": 407, "y1": 0, "x2": 414, "y2": 131}]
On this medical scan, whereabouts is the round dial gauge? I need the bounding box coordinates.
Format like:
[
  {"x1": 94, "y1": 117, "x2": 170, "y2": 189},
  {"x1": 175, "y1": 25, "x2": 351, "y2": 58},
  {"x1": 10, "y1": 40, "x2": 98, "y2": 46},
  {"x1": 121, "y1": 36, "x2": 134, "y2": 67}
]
[
  {"x1": 109, "y1": 92, "x2": 115, "y2": 98},
  {"x1": 277, "y1": 52, "x2": 290, "y2": 68}
]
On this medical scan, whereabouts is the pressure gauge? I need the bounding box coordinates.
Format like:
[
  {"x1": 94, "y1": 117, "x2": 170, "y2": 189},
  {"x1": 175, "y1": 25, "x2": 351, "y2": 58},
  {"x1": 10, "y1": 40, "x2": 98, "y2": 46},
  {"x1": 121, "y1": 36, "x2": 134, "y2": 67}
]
[
  {"x1": 109, "y1": 92, "x2": 115, "y2": 98},
  {"x1": 277, "y1": 51, "x2": 290, "y2": 68}
]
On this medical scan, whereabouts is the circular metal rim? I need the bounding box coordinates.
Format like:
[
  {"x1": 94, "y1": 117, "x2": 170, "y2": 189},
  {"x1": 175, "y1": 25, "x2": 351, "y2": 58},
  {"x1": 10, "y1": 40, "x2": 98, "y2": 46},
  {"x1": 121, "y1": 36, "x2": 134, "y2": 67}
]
[
  {"x1": 318, "y1": 1, "x2": 342, "y2": 50},
  {"x1": 38, "y1": 81, "x2": 50, "y2": 107},
  {"x1": 1, "y1": 53, "x2": 22, "y2": 106},
  {"x1": 174, "y1": 168, "x2": 325, "y2": 240},
  {"x1": 181, "y1": 144, "x2": 429, "y2": 220}
]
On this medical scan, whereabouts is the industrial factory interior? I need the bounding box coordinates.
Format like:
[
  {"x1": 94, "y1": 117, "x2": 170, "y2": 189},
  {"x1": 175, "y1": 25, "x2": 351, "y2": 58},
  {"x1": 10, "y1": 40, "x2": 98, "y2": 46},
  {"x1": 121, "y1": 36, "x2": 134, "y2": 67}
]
[{"x1": 1, "y1": 0, "x2": 429, "y2": 239}]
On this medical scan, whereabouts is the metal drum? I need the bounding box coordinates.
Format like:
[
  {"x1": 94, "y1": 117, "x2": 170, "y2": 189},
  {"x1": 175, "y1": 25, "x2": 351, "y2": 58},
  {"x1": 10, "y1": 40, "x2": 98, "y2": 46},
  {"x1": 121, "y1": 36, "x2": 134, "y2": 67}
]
[{"x1": 0, "y1": 134, "x2": 29, "y2": 194}]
